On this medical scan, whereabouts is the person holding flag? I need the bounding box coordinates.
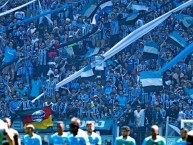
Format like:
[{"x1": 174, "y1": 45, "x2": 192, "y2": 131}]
[{"x1": 115, "y1": 126, "x2": 136, "y2": 145}]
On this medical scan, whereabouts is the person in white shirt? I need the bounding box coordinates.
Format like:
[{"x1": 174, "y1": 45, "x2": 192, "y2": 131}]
[
  {"x1": 134, "y1": 105, "x2": 145, "y2": 144},
  {"x1": 86, "y1": 121, "x2": 101, "y2": 145},
  {"x1": 134, "y1": 105, "x2": 145, "y2": 127}
]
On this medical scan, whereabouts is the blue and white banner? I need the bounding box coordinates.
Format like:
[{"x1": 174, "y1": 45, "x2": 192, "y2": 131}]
[
  {"x1": 168, "y1": 31, "x2": 187, "y2": 47},
  {"x1": 142, "y1": 41, "x2": 158, "y2": 59}
]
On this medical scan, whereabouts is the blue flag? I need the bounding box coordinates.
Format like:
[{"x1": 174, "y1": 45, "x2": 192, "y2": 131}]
[
  {"x1": 142, "y1": 41, "x2": 158, "y2": 59},
  {"x1": 168, "y1": 31, "x2": 187, "y2": 47},
  {"x1": 140, "y1": 71, "x2": 163, "y2": 92}
]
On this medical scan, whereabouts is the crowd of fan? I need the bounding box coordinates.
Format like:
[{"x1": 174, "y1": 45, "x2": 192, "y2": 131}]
[{"x1": 0, "y1": 0, "x2": 193, "y2": 137}]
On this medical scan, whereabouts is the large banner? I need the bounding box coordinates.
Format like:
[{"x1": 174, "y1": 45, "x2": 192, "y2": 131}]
[{"x1": 16, "y1": 107, "x2": 53, "y2": 129}]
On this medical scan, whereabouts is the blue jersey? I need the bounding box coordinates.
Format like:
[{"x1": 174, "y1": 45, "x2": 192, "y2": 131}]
[
  {"x1": 67, "y1": 129, "x2": 90, "y2": 145},
  {"x1": 49, "y1": 132, "x2": 68, "y2": 145},
  {"x1": 3, "y1": 46, "x2": 17, "y2": 63},
  {"x1": 175, "y1": 138, "x2": 187, "y2": 145},
  {"x1": 87, "y1": 132, "x2": 101, "y2": 145},
  {"x1": 23, "y1": 134, "x2": 42, "y2": 145}
]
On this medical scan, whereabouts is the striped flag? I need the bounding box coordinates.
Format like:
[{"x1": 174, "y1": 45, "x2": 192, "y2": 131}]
[
  {"x1": 167, "y1": 31, "x2": 187, "y2": 48},
  {"x1": 140, "y1": 71, "x2": 163, "y2": 92},
  {"x1": 80, "y1": 0, "x2": 96, "y2": 17},
  {"x1": 131, "y1": 4, "x2": 148, "y2": 11},
  {"x1": 82, "y1": 5, "x2": 97, "y2": 17},
  {"x1": 82, "y1": 47, "x2": 100, "y2": 57},
  {"x1": 81, "y1": 64, "x2": 94, "y2": 77},
  {"x1": 125, "y1": 10, "x2": 139, "y2": 25},
  {"x1": 16, "y1": 107, "x2": 53, "y2": 129},
  {"x1": 142, "y1": 41, "x2": 158, "y2": 59},
  {"x1": 91, "y1": 0, "x2": 113, "y2": 25}
]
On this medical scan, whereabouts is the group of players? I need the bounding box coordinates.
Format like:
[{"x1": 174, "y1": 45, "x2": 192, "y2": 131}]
[{"x1": 1, "y1": 117, "x2": 193, "y2": 145}]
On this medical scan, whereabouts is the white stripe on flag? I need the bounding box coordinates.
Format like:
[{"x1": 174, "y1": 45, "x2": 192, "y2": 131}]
[
  {"x1": 168, "y1": 124, "x2": 180, "y2": 135},
  {"x1": 144, "y1": 46, "x2": 158, "y2": 54},
  {"x1": 141, "y1": 78, "x2": 162, "y2": 87}
]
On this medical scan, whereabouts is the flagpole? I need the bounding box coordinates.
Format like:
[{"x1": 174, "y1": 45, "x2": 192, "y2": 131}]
[{"x1": 165, "y1": 116, "x2": 169, "y2": 144}]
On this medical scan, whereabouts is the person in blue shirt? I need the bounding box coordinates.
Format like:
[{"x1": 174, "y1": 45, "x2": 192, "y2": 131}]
[
  {"x1": 86, "y1": 121, "x2": 101, "y2": 145},
  {"x1": 67, "y1": 117, "x2": 90, "y2": 145},
  {"x1": 3, "y1": 42, "x2": 17, "y2": 63},
  {"x1": 49, "y1": 121, "x2": 68, "y2": 145},
  {"x1": 176, "y1": 128, "x2": 188, "y2": 145},
  {"x1": 23, "y1": 124, "x2": 42, "y2": 145},
  {"x1": 2, "y1": 41, "x2": 17, "y2": 79}
]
